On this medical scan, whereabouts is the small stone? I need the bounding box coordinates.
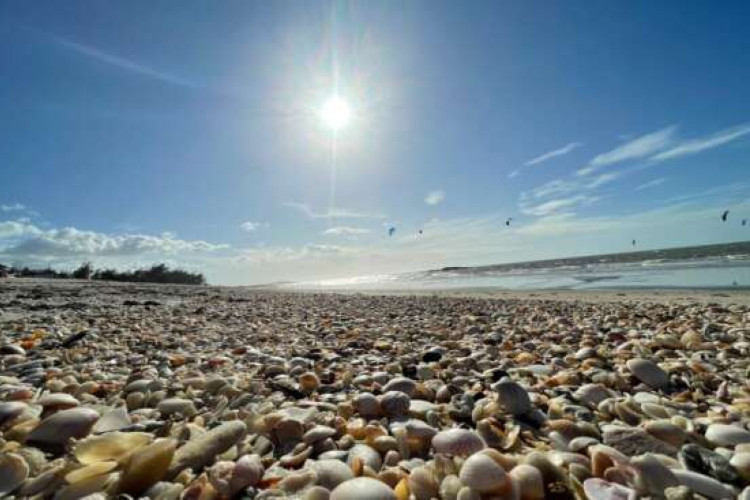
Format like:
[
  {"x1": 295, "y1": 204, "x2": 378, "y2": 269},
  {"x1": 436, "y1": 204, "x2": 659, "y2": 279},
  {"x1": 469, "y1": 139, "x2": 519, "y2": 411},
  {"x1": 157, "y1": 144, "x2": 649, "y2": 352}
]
[{"x1": 627, "y1": 358, "x2": 669, "y2": 389}]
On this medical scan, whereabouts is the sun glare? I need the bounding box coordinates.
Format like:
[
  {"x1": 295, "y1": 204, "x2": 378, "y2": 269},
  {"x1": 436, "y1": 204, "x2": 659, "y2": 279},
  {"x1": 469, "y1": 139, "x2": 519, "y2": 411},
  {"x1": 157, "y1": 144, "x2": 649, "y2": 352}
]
[{"x1": 320, "y1": 96, "x2": 352, "y2": 131}]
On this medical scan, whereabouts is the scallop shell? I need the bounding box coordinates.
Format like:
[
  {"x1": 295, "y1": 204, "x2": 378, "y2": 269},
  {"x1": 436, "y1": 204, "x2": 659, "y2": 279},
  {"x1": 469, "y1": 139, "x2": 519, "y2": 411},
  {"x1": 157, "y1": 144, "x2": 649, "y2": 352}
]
[{"x1": 407, "y1": 465, "x2": 439, "y2": 500}]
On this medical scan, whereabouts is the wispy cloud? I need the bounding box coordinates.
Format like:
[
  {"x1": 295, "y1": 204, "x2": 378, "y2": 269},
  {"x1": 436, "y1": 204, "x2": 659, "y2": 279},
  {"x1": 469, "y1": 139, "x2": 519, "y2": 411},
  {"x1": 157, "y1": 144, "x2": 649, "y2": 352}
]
[
  {"x1": 322, "y1": 226, "x2": 371, "y2": 236},
  {"x1": 651, "y1": 124, "x2": 750, "y2": 162},
  {"x1": 507, "y1": 169, "x2": 520, "y2": 179},
  {"x1": 525, "y1": 142, "x2": 582, "y2": 167},
  {"x1": 49, "y1": 34, "x2": 194, "y2": 88},
  {"x1": 581, "y1": 126, "x2": 677, "y2": 175},
  {"x1": 635, "y1": 177, "x2": 667, "y2": 191},
  {"x1": 240, "y1": 221, "x2": 268, "y2": 232},
  {"x1": 520, "y1": 195, "x2": 600, "y2": 217},
  {"x1": 283, "y1": 202, "x2": 384, "y2": 220},
  {"x1": 0, "y1": 203, "x2": 26, "y2": 212},
  {"x1": 424, "y1": 190, "x2": 446, "y2": 206}
]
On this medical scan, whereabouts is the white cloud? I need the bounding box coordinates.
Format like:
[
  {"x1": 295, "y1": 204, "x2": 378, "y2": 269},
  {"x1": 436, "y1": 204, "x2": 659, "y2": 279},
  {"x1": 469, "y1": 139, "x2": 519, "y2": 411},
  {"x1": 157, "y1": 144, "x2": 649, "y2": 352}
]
[
  {"x1": 0, "y1": 203, "x2": 26, "y2": 212},
  {"x1": 322, "y1": 226, "x2": 371, "y2": 236},
  {"x1": 651, "y1": 124, "x2": 750, "y2": 162},
  {"x1": 507, "y1": 169, "x2": 520, "y2": 179},
  {"x1": 0, "y1": 222, "x2": 227, "y2": 259},
  {"x1": 240, "y1": 221, "x2": 267, "y2": 232},
  {"x1": 234, "y1": 244, "x2": 357, "y2": 264},
  {"x1": 283, "y1": 201, "x2": 384, "y2": 219},
  {"x1": 635, "y1": 177, "x2": 667, "y2": 191},
  {"x1": 525, "y1": 142, "x2": 582, "y2": 167},
  {"x1": 585, "y1": 126, "x2": 677, "y2": 173},
  {"x1": 586, "y1": 172, "x2": 622, "y2": 189},
  {"x1": 424, "y1": 190, "x2": 446, "y2": 206}
]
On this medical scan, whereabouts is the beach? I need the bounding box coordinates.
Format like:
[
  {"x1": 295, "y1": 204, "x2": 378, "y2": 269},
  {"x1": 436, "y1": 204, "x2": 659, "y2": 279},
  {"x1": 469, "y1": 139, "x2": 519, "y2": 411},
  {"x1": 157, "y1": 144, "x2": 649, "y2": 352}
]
[{"x1": 1, "y1": 278, "x2": 749, "y2": 498}]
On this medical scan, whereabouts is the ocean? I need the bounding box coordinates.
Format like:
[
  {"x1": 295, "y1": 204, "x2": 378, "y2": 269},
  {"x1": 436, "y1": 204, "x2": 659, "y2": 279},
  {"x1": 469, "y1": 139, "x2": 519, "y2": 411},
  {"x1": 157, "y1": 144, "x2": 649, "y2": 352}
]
[{"x1": 281, "y1": 241, "x2": 750, "y2": 291}]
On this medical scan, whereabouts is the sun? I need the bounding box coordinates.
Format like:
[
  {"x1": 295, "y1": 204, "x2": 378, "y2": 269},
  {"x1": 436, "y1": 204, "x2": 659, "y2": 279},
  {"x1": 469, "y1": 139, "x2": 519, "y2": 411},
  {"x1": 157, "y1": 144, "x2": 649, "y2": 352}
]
[{"x1": 320, "y1": 96, "x2": 352, "y2": 131}]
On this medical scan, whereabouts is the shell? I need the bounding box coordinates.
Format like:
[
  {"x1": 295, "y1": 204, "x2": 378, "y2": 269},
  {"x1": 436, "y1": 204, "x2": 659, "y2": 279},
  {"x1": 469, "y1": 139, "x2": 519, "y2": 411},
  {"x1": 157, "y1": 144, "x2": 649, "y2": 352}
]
[
  {"x1": 626, "y1": 359, "x2": 669, "y2": 389},
  {"x1": 672, "y1": 469, "x2": 736, "y2": 500},
  {"x1": 705, "y1": 423, "x2": 750, "y2": 447},
  {"x1": 118, "y1": 438, "x2": 177, "y2": 495},
  {"x1": 330, "y1": 477, "x2": 397, "y2": 500},
  {"x1": 74, "y1": 431, "x2": 153, "y2": 464},
  {"x1": 493, "y1": 380, "x2": 532, "y2": 416},
  {"x1": 630, "y1": 453, "x2": 679, "y2": 496},
  {"x1": 407, "y1": 465, "x2": 439, "y2": 500},
  {"x1": 157, "y1": 398, "x2": 197, "y2": 417},
  {"x1": 65, "y1": 461, "x2": 118, "y2": 484},
  {"x1": 0, "y1": 452, "x2": 29, "y2": 496},
  {"x1": 583, "y1": 478, "x2": 636, "y2": 500},
  {"x1": 92, "y1": 406, "x2": 131, "y2": 434},
  {"x1": 26, "y1": 407, "x2": 99, "y2": 451},
  {"x1": 432, "y1": 428, "x2": 485, "y2": 456},
  {"x1": 459, "y1": 451, "x2": 510, "y2": 494},
  {"x1": 509, "y1": 464, "x2": 544, "y2": 500},
  {"x1": 167, "y1": 420, "x2": 247, "y2": 477},
  {"x1": 311, "y1": 459, "x2": 355, "y2": 490}
]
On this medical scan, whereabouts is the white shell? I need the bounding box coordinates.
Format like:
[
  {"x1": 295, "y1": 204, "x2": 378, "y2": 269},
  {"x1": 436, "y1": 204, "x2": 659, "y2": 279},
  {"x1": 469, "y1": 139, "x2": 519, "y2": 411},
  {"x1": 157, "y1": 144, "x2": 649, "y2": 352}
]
[
  {"x1": 705, "y1": 423, "x2": 750, "y2": 447},
  {"x1": 330, "y1": 477, "x2": 397, "y2": 500},
  {"x1": 459, "y1": 452, "x2": 509, "y2": 494}
]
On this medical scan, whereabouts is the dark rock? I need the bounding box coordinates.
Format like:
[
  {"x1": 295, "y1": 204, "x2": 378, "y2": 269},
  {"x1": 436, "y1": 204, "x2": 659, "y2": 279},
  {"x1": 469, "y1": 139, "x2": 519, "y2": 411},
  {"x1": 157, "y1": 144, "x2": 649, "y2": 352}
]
[{"x1": 678, "y1": 444, "x2": 743, "y2": 486}]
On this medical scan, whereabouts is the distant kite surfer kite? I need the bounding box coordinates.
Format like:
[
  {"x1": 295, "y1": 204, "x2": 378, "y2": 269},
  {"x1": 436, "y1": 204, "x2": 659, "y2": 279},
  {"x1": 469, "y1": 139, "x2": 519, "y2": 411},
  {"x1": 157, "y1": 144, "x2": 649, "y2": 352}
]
[
  {"x1": 721, "y1": 210, "x2": 729, "y2": 222},
  {"x1": 388, "y1": 227, "x2": 396, "y2": 237},
  {"x1": 505, "y1": 218, "x2": 512, "y2": 227}
]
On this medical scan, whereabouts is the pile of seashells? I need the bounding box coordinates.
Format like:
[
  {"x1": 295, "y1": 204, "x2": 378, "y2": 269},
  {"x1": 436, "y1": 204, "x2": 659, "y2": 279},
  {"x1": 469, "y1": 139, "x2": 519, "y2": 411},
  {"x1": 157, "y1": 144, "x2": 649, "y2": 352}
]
[{"x1": 0, "y1": 280, "x2": 749, "y2": 499}]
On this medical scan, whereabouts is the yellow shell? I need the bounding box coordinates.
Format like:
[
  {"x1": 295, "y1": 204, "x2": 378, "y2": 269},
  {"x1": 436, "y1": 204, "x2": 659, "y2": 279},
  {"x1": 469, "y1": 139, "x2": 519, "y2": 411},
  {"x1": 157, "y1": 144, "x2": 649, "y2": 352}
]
[{"x1": 74, "y1": 432, "x2": 153, "y2": 465}]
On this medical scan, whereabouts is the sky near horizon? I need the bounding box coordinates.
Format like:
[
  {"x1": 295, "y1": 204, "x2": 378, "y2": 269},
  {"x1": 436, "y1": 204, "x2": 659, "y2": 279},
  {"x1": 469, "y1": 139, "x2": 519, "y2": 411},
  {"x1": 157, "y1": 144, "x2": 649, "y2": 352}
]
[{"x1": 1, "y1": 1, "x2": 750, "y2": 285}]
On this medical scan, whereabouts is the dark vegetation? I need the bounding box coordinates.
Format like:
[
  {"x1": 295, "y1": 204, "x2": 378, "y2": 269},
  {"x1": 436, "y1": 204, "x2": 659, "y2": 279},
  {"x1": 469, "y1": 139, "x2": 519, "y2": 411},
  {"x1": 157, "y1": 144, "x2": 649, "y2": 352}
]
[{"x1": 0, "y1": 262, "x2": 205, "y2": 285}]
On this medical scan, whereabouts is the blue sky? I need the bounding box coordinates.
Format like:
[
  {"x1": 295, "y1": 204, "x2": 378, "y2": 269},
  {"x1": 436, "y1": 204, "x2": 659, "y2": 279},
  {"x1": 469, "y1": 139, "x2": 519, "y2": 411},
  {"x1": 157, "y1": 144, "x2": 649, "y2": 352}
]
[{"x1": 1, "y1": 1, "x2": 750, "y2": 284}]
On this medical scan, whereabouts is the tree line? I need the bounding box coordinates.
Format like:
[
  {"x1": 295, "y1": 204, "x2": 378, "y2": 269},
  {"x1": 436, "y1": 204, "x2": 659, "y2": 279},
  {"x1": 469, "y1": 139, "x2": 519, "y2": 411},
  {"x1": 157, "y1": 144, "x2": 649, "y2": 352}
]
[{"x1": 0, "y1": 262, "x2": 206, "y2": 285}]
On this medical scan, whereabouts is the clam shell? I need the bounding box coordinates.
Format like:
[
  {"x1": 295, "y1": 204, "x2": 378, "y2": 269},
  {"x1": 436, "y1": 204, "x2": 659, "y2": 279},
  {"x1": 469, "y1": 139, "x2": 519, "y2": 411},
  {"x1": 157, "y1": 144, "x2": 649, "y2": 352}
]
[
  {"x1": 167, "y1": 420, "x2": 247, "y2": 477},
  {"x1": 26, "y1": 407, "x2": 99, "y2": 451},
  {"x1": 493, "y1": 380, "x2": 532, "y2": 416},
  {"x1": 509, "y1": 464, "x2": 544, "y2": 500},
  {"x1": 0, "y1": 452, "x2": 29, "y2": 496},
  {"x1": 157, "y1": 398, "x2": 197, "y2": 417},
  {"x1": 347, "y1": 444, "x2": 383, "y2": 472},
  {"x1": 432, "y1": 428, "x2": 485, "y2": 457},
  {"x1": 311, "y1": 459, "x2": 355, "y2": 490},
  {"x1": 705, "y1": 423, "x2": 750, "y2": 447},
  {"x1": 626, "y1": 359, "x2": 668, "y2": 390},
  {"x1": 330, "y1": 477, "x2": 397, "y2": 500},
  {"x1": 672, "y1": 469, "x2": 736, "y2": 500},
  {"x1": 583, "y1": 478, "x2": 636, "y2": 500},
  {"x1": 408, "y1": 465, "x2": 439, "y2": 500},
  {"x1": 459, "y1": 451, "x2": 510, "y2": 494}
]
